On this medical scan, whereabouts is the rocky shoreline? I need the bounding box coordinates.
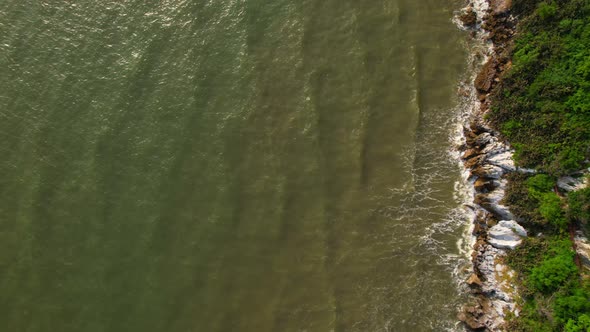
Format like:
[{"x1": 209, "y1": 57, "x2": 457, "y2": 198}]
[
  {"x1": 453, "y1": 1, "x2": 590, "y2": 330},
  {"x1": 455, "y1": 1, "x2": 523, "y2": 331}
]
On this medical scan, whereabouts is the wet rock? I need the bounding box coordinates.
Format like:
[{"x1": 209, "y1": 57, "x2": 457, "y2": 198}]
[
  {"x1": 472, "y1": 221, "x2": 484, "y2": 236},
  {"x1": 475, "y1": 58, "x2": 498, "y2": 93},
  {"x1": 472, "y1": 165, "x2": 503, "y2": 179},
  {"x1": 481, "y1": 140, "x2": 509, "y2": 155},
  {"x1": 459, "y1": 304, "x2": 487, "y2": 330},
  {"x1": 470, "y1": 121, "x2": 489, "y2": 135},
  {"x1": 474, "y1": 133, "x2": 494, "y2": 147},
  {"x1": 466, "y1": 155, "x2": 486, "y2": 169},
  {"x1": 467, "y1": 132, "x2": 494, "y2": 148},
  {"x1": 467, "y1": 273, "x2": 483, "y2": 287},
  {"x1": 474, "y1": 178, "x2": 499, "y2": 193},
  {"x1": 460, "y1": 7, "x2": 478, "y2": 27},
  {"x1": 463, "y1": 148, "x2": 481, "y2": 160}
]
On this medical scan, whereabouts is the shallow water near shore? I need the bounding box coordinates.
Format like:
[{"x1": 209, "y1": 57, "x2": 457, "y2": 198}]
[{"x1": 0, "y1": 1, "x2": 470, "y2": 331}]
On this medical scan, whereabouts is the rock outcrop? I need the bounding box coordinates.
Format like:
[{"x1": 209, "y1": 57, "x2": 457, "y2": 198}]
[
  {"x1": 474, "y1": 58, "x2": 498, "y2": 94},
  {"x1": 575, "y1": 230, "x2": 590, "y2": 271},
  {"x1": 456, "y1": 1, "x2": 522, "y2": 331},
  {"x1": 488, "y1": 220, "x2": 527, "y2": 250},
  {"x1": 557, "y1": 175, "x2": 588, "y2": 192}
]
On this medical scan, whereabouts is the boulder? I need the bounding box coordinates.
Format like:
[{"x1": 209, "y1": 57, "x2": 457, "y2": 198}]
[
  {"x1": 475, "y1": 58, "x2": 498, "y2": 93},
  {"x1": 474, "y1": 133, "x2": 494, "y2": 148},
  {"x1": 472, "y1": 165, "x2": 504, "y2": 179},
  {"x1": 470, "y1": 121, "x2": 489, "y2": 135},
  {"x1": 557, "y1": 176, "x2": 587, "y2": 192},
  {"x1": 463, "y1": 148, "x2": 481, "y2": 160},
  {"x1": 467, "y1": 273, "x2": 483, "y2": 287},
  {"x1": 574, "y1": 231, "x2": 590, "y2": 270},
  {"x1": 466, "y1": 155, "x2": 486, "y2": 169},
  {"x1": 459, "y1": 7, "x2": 478, "y2": 27},
  {"x1": 459, "y1": 305, "x2": 487, "y2": 330},
  {"x1": 497, "y1": 220, "x2": 527, "y2": 237},
  {"x1": 486, "y1": 151, "x2": 516, "y2": 171},
  {"x1": 491, "y1": 0, "x2": 512, "y2": 15},
  {"x1": 488, "y1": 220, "x2": 526, "y2": 250},
  {"x1": 474, "y1": 178, "x2": 501, "y2": 193}
]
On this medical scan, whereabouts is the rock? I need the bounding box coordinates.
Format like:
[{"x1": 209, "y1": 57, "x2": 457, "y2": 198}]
[
  {"x1": 574, "y1": 231, "x2": 590, "y2": 270},
  {"x1": 472, "y1": 165, "x2": 504, "y2": 179},
  {"x1": 498, "y1": 220, "x2": 527, "y2": 237},
  {"x1": 466, "y1": 155, "x2": 486, "y2": 169},
  {"x1": 488, "y1": 220, "x2": 526, "y2": 250},
  {"x1": 474, "y1": 133, "x2": 494, "y2": 147},
  {"x1": 486, "y1": 151, "x2": 516, "y2": 171},
  {"x1": 459, "y1": 7, "x2": 478, "y2": 27},
  {"x1": 517, "y1": 167, "x2": 537, "y2": 174},
  {"x1": 467, "y1": 273, "x2": 483, "y2": 287},
  {"x1": 463, "y1": 148, "x2": 481, "y2": 160},
  {"x1": 489, "y1": 227, "x2": 520, "y2": 243},
  {"x1": 476, "y1": 189, "x2": 514, "y2": 221},
  {"x1": 557, "y1": 176, "x2": 587, "y2": 192},
  {"x1": 461, "y1": 315, "x2": 486, "y2": 330},
  {"x1": 459, "y1": 305, "x2": 487, "y2": 330},
  {"x1": 472, "y1": 221, "x2": 483, "y2": 236},
  {"x1": 467, "y1": 132, "x2": 495, "y2": 148},
  {"x1": 470, "y1": 121, "x2": 489, "y2": 135},
  {"x1": 489, "y1": 239, "x2": 522, "y2": 250},
  {"x1": 474, "y1": 178, "x2": 496, "y2": 193},
  {"x1": 481, "y1": 142, "x2": 510, "y2": 156},
  {"x1": 475, "y1": 58, "x2": 498, "y2": 93},
  {"x1": 474, "y1": 178, "x2": 488, "y2": 192},
  {"x1": 491, "y1": 0, "x2": 512, "y2": 15}
]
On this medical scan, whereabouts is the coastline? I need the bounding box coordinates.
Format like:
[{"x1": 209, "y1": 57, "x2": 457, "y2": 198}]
[{"x1": 454, "y1": 1, "x2": 523, "y2": 330}]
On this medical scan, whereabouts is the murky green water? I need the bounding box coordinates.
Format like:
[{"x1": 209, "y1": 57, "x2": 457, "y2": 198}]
[{"x1": 0, "y1": 1, "x2": 470, "y2": 331}]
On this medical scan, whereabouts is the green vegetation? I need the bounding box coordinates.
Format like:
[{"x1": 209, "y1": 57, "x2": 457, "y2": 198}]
[
  {"x1": 527, "y1": 241, "x2": 577, "y2": 293},
  {"x1": 487, "y1": 0, "x2": 590, "y2": 330},
  {"x1": 568, "y1": 187, "x2": 590, "y2": 225},
  {"x1": 489, "y1": 0, "x2": 590, "y2": 175}
]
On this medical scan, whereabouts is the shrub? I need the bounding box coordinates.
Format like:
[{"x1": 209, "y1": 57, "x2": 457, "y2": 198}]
[
  {"x1": 537, "y1": 2, "x2": 557, "y2": 20},
  {"x1": 502, "y1": 119, "x2": 523, "y2": 138},
  {"x1": 527, "y1": 174, "x2": 556, "y2": 194},
  {"x1": 568, "y1": 187, "x2": 590, "y2": 224},
  {"x1": 528, "y1": 250, "x2": 577, "y2": 293},
  {"x1": 557, "y1": 146, "x2": 586, "y2": 172},
  {"x1": 539, "y1": 192, "x2": 568, "y2": 229},
  {"x1": 554, "y1": 289, "x2": 590, "y2": 325},
  {"x1": 565, "y1": 314, "x2": 590, "y2": 332}
]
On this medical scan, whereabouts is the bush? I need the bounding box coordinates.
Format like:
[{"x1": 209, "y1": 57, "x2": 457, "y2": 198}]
[
  {"x1": 557, "y1": 147, "x2": 586, "y2": 172},
  {"x1": 527, "y1": 174, "x2": 556, "y2": 194},
  {"x1": 565, "y1": 314, "x2": 590, "y2": 332},
  {"x1": 528, "y1": 250, "x2": 577, "y2": 293},
  {"x1": 568, "y1": 187, "x2": 590, "y2": 224},
  {"x1": 502, "y1": 119, "x2": 523, "y2": 137},
  {"x1": 538, "y1": 192, "x2": 568, "y2": 229},
  {"x1": 487, "y1": 0, "x2": 590, "y2": 328},
  {"x1": 504, "y1": 298, "x2": 554, "y2": 332},
  {"x1": 506, "y1": 237, "x2": 550, "y2": 275},
  {"x1": 537, "y1": 2, "x2": 557, "y2": 20},
  {"x1": 554, "y1": 289, "x2": 590, "y2": 325},
  {"x1": 488, "y1": 0, "x2": 590, "y2": 176}
]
